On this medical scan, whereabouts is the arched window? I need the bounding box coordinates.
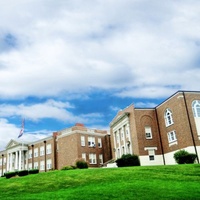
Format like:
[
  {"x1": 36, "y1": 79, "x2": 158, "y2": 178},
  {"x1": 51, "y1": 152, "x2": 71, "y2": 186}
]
[
  {"x1": 192, "y1": 100, "x2": 200, "y2": 117},
  {"x1": 164, "y1": 108, "x2": 173, "y2": 127}
]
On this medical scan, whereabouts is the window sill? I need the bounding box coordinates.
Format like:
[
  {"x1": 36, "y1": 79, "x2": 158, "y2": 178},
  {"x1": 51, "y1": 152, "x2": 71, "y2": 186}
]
[
  {"x1": 169, "y1": 141, "x2": 177, "y2": 147},
  {"x1": 166, "y1": 123, "x2": 174, "y2": 128}
]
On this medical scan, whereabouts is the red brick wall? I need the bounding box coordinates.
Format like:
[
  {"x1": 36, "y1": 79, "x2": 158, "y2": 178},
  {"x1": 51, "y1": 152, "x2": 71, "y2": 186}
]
[{"x1": 134, "y1": 109, "x2": 162, "y2": 156}]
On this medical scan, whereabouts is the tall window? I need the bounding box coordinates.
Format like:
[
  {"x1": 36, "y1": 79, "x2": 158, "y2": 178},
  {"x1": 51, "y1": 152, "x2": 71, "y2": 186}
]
[
  {"x1": 40, "y1": 161, "x2": 44, "y2": 170},
  {"x1": 99, "y1": 154, "x2": 103, "y2": 164},
  {"x1": 145, "y1": 126, "x2": 152, "y2": 139},
  {"x1": 40, "y1": 146, "x2": 44, "y2": 156},
  {"x1": 47, "y1": 159, "x2": 52, "y2": 170},
  {"x1": 192, "y1": 100, "x2": 200, "y2": 117},
  {"x1": 165, "y1": 108, "x2": 174, "y2": 127},
  {"x1": 82, "y1": 153, "x2": 86, "y2": 161},
  {"x1": 98, "y1": 138, "x2": 102, "y2": 148},
  {"x1": 34, "y1": 162, "x2": 38, "y2": 169},
  {"x1": 89, "y1": 153, "x2": 96, "y2": 164},
  {"x1": 47, "y1": 144, "x2": 52, "y2": 154},
  {"x1": 28, "y1": 150, "x2": 32, "y2": 159},
  {"x1": 81, "y1": 136, "x2": 85, "y2": 146},
  {"x1": 167, "y1": 131, "x2": 177, "y2": 143},
  {"x1": 88, "y1": 136, "x2": 95, "y2": 147},
  {"x1": 28, "y1": 163, "x2": 32, "y2": 170},
  {"x1": 34, "y1": 148, "x2": 38, "y2": 157}
]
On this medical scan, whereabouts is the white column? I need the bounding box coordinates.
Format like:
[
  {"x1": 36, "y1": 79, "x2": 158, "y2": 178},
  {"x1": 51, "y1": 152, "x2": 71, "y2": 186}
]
[
  {"x1": 7, "y1": 153, "x2": 10, "y2": 172},
  {"x1": 21, "y1": 151, "x2": 24, "y2": 170},
  {"x1": 10, "y1": 153, "x2": 13, "y2": 171},
  {"x1": 26, "y1": 151, "x2": 28, "y2": 170},
  {"x1": 19, "y1": 150, "x2": 21, "y2": 170},
  {"x1": 15, "y1": 151, "x2": 18, "y2": 170}
]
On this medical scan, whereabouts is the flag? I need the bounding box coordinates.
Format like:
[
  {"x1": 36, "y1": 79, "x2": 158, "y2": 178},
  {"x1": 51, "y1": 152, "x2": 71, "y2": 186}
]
[{"x1": 18, "y1": 118, "x2": 25, "y2": 138}]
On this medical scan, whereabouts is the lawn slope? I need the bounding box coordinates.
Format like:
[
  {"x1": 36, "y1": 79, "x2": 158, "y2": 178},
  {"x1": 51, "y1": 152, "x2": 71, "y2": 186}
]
[{"x1": 0, "y1": 164, "x2": 200, "y2": 200}]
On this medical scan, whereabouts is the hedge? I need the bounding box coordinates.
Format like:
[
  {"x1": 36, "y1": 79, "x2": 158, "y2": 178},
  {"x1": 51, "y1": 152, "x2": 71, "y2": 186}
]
[
  {"x1": 29, "y1": 169, "x2": 39, "y2": 174},
  {"x1": 18, "y1": 170, "x2": 29, "y2": 176},
  {"x1": 4, "y1": 171, "x2": 18, "y2": 179},
  {"x1": 116, "y1": 154, "x2": 140, "y2": 167}
]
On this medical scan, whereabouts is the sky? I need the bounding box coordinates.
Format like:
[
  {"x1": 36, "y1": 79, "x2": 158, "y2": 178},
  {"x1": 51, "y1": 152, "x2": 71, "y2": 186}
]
[{"x1": 0, "y1": 0, "x2": 200, "y2": 150}]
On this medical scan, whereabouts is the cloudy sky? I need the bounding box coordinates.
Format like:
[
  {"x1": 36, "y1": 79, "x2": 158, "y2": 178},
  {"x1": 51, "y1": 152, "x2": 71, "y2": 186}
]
[{"x1": 0, "y1": 0, "x2": 200, "y2": 150}]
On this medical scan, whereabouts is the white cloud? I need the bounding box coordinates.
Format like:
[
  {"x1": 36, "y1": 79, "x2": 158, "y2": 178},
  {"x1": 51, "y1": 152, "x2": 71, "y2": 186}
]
[
  {"x1": 0, "y1": 0, "x2": 200, "y2": 100},
  {"x1": 0, "y1": 118, "x2": 53, "y2": 151},
  {"x1": 0, "y1": 99, "x2": 104, "y2": 125}
]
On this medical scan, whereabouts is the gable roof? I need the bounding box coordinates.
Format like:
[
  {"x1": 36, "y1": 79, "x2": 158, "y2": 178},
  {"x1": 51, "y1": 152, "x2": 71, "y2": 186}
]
[{"x1": 5, "y1": 139, "x2": 28, "y2": 150}]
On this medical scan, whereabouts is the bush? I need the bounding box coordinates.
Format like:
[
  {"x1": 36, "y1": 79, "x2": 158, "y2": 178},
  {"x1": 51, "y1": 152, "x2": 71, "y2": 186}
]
[
  {"x1": 174, "y1": 150, "x2": 197, "y2": 164},
  {"x1": 116, "y1": 154, "x2": 140, "y2": 167},
  {"x1": 76, "y1": 159, "x2": 88, "y2": 169},
  {"x1": 4, "y1": 171, "x2": 18, "y2": 179},
  {"x1": 29, "y1": 169, "x2": 39, "y2": 174},
  {"x1": 18, "y1": 170, "x2": 28, "y2": 177},
  {"x1": 61, "y1": 166, "x2": 75, "y2": 170}
]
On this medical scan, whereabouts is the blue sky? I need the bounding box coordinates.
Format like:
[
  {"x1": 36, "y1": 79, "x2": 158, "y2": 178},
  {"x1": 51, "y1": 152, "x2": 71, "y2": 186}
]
[{"x1": 0, "y1": 0, "x2": 200, "y2": 150}]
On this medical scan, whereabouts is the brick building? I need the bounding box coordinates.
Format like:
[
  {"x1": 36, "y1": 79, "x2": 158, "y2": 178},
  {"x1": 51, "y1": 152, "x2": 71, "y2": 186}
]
[
  {"x1": 1, "y1": 90, "x2": 200, "y2": 174},
  {"x1": 110, "y1": 91, "x2": 200, "y2": 166},
  {"x1": 0, "y1": 124, "x2": 112, "y2": 175}
]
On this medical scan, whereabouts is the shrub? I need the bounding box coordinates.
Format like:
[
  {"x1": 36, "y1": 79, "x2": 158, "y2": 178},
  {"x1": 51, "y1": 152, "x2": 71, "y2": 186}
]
[
  {"x1": 4, "y1": 171, "x2": 18, "y2": 179},
  {"x1": 29, "y1": 169, "x2": 39, "y2": 174},
  {"x1": 18, "y1": 170, "x2": 29, "y2": 176},
  {"x1": 116, "y1": 154, "x2": 140, "y2": 167},
  {"x1": 174, "y1": 150, "x2": 197, "y2": 164},
  {"x1": 76, "y1": 159, "x2": 88, "y2": 169},
  {"x1": 61, "y1": 166, "x2": 74, "y2": 170}
]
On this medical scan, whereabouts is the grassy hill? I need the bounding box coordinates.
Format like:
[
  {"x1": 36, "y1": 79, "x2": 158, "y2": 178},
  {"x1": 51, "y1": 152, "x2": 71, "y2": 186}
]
[{"x1": 0, "y1": 164, "x2": 200, "y2": 200}]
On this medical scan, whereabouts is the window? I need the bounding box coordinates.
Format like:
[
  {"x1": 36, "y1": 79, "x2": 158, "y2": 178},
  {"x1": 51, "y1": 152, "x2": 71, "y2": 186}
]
[
  {"x1": 81, "y1": 136, "x2": 85, "y2": 146},
  {"x1": 47, "y1": 159, "x2": 52, "y2": 170},
  {"x1": 99, "y1": 154, "x2": 103, "y2": 164},
  {"x1": 149, "y1": 155, "x2": 155, "y2": 161},
  {"x1": 34, "y1": 148, "x2": 38, "y2": 157},
  {"x1": 40, "y1": 161, "x2": 44, "y2": 170},
  {"x1": 88, "y1": 136, "x2": 95, "y2": 147},
  {"x1": 34, "y1": 162, "x2": 38, "y2": 169},
  {"x1": 47, "y1": 144, "x2": 51, "y2": 154},
  {"x1": 98, "y1": 138, "x2": 102, "y2": 148},
  {"x1": 89, "y1": 153, "x2": 96, "y2": 164},
  {"x1": 28, "y1": 150, "x2": 32, "y2": 159},
  {"x1": 145, "y1": 126, "x2": 152, "y2": 139},
  {"x1": 192, "y1": 100, "x2": 200, "y2": 117},
  {"x1": 28, "y1": 163, "x2": 32, "y2": 170},
  {"x1": 40, "y1": 146, "x2": 44, "y2": 156},
  {"x1": 168, "y1": 131, "x2": 177, "y2": 143},
  {"x1": 164, "y1": 108, "x2": 174, "y2": 127},
  {"x1": 82, "y1": 153, "x2": 86, "y2": 161}
]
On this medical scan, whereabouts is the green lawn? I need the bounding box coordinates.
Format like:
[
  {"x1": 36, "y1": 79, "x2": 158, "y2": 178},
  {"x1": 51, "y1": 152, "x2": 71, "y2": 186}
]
[{"x1": 0, "y1": 164, "x2": 200, "y2": 200}]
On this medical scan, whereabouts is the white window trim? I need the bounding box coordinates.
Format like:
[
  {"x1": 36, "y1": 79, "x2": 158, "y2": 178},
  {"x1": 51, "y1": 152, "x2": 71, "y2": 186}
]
[
  {"x1": 89, "y1": 153, "x2": 96, "y2": 164},
  {"x1": 167, "y1": 130, "x2": 177, "y2": 144},
  {"x1": 144, "y1": 147, "x2": 157, "y2": 161},
  {"x1": 47, "y1": 144, "x2": 52, "y2": 154},
  {"x1": 99, "y1": 154, "x2": 103, "y2": 164},
  {"x1": 192, "y1": 100, "x2": 200, "y2": 117},
  {"x1": 81, "y1": 136, "x2": 85, "y2": 146},
  {"x1": 164, "y1": 108, "x2": 174, "y2": 127},
  {"x1": 98, "y1": 138, "x2": 102, "y2": 148},
  {"x1": 88, "y1": 136, "x2": 95, "y2": 147},
  {"x1": 145, "y1": 126, "x2": 152, "y2": 139}
]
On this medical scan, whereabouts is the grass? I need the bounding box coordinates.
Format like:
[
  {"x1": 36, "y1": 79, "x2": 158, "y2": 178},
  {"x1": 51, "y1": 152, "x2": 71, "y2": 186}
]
[{"x1": 0, "y1": 164, "x2": 200, "y2": 199}]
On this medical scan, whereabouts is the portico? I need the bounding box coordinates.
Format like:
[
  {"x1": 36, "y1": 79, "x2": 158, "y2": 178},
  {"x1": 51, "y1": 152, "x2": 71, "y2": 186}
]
[{"x1": 6, "y1": 140, "x2": 28, "y2": 172}]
